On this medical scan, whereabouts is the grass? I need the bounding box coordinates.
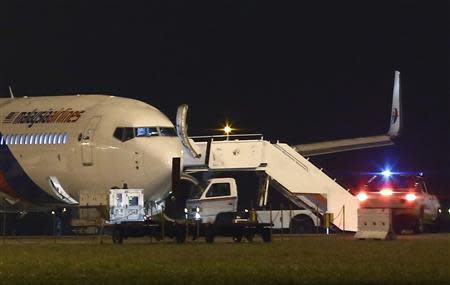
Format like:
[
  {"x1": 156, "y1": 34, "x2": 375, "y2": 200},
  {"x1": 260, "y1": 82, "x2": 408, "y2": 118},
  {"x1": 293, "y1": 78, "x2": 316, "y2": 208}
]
[{"x1": 0, "y1": 235, "x2": 449, "y2": 285}]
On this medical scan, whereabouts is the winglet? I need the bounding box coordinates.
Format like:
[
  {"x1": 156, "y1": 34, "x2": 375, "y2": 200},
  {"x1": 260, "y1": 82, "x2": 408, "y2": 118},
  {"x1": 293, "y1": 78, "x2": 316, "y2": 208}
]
[{"x1": 387, "y1": 70, "x2": 401, "y2": 137}]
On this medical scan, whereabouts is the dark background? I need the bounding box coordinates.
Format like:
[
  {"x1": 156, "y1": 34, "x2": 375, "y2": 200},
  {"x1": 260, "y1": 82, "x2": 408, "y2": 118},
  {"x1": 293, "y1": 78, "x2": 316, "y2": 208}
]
[{"x1": 1, "y1": 1, "x2": 448, "y2": 198}]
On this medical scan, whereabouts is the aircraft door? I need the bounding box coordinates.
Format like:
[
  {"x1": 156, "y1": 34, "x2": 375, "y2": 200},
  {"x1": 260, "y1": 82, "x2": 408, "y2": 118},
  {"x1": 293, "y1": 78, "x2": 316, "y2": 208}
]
[{"x1": 81, "y1": 116, "x2": 102, "y2": 166}]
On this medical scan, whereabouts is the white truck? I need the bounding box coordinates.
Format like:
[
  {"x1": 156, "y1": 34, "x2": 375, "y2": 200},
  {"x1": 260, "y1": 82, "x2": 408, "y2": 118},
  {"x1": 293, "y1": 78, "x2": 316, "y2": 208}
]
[{"x1": 185, "y1": 177, "x2": 321, "y2": 236}]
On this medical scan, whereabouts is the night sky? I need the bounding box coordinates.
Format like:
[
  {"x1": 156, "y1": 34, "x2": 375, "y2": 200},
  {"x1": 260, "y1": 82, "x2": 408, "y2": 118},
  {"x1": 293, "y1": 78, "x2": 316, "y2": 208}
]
[{"x1": 1, "y1": 1, "x2": 448, "y2": 197}]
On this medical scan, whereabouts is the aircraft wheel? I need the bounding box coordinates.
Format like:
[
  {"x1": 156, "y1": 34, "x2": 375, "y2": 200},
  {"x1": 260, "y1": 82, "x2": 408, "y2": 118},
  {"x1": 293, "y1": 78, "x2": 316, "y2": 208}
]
[{"x1": 261, "y1": 227, "x2": 272, "y2": 243}]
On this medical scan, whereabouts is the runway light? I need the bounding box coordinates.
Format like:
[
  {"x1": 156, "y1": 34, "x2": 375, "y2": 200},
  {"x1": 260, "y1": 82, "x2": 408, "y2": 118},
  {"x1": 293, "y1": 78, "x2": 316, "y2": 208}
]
[
  {"x1": 381, "y1": 169, "x2": 392, "y2": 177},
  {"x1": 357, "y1": 192, "x2": 368, "y2": 202},
  {"x1": 380, "y1": 188, "x2": 393, "y2": 196},
  {"x1": 405, "y1": 193, "x2": 417, "y2": 202}
]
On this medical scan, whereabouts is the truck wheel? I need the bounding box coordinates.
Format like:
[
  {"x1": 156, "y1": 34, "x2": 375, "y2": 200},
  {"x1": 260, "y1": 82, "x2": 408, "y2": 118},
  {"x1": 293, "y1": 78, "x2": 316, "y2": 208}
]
[
  {"x1": 261, "y1": 228, "x2": 272, "y2": 243},
  {"x1": 112, "y1": 227, "x2": 123, "y2": 244},
  {"x1": 205, "y1": 224, "x2": 215, "y2": 243},
  {"x1": 290, "y1": 215, "x2": 315, "y2": 234},
  {"x1": 245, "y1": 232, "x2": 254, "y2": 243},
  {"x1": 413, "y1": 210, "x2": 425, "y2": 234},
  {"x1": 413, "y1": 216, "x2": 424, "y2": 234}
]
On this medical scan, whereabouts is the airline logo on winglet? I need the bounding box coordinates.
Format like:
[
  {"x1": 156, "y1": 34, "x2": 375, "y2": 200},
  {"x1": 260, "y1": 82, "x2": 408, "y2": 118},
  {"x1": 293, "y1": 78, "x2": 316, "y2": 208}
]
[
  {"x1": 2, "y1": 108, "x2": 85, "y2": 128},
  {"x1": 391, "y1": 108, "x2": 399, "y2": 125}
]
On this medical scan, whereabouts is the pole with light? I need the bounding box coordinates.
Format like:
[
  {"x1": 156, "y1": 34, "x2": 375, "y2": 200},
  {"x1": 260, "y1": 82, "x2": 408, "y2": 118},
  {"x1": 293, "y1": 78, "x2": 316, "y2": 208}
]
[{"x1": 223, "y1": 125, "x2": 232, "y2": 140}]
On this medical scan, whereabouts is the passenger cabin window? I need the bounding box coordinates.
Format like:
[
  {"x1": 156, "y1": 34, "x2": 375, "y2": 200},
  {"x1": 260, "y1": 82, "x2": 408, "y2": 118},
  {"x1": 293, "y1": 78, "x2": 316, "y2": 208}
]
[
  {"x1": 62, "y1": 133, "x2": 68, "y2": 144},
  {"x1": 0, "y1": 132, "x2": 69, "y2": 145},
  {"x1": 205, "y1": 183, "x2": 231, "y2": 198}
]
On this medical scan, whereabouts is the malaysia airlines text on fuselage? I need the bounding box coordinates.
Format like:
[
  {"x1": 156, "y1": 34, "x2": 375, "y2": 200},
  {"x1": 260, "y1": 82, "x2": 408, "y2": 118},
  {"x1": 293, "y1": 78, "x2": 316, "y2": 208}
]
[
  {"x1": 0, "y1": 95, "x2": 183, "y2": 207},
  {"x1": 3, "y1": 108, "x2": 85, "y2": 127}
]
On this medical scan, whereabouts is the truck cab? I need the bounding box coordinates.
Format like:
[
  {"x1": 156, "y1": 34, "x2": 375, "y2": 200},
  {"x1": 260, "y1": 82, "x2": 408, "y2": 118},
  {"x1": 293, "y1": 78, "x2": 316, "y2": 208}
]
[{"x1": 185, "y1": 178, "x2": 238, "y2": 223}]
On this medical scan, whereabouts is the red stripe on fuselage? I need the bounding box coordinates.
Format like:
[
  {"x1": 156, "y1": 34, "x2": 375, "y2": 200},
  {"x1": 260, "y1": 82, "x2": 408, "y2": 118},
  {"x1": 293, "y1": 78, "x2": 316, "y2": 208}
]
[{"x1": 0, "y1": 171, "x2": 20, "y2": 199}]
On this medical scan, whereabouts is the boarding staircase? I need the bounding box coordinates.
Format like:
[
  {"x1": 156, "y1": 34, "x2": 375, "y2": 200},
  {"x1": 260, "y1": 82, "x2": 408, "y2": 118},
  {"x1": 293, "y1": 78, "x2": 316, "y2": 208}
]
[{"x1": 183, "y1": 135, "x2": 359, "y2": 232}]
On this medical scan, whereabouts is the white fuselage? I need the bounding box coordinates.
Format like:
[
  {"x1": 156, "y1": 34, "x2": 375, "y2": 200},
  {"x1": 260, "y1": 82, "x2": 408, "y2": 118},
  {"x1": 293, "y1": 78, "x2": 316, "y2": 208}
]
[{"x1": 0, "y1": 95, "x2": 183, "y2": 206}]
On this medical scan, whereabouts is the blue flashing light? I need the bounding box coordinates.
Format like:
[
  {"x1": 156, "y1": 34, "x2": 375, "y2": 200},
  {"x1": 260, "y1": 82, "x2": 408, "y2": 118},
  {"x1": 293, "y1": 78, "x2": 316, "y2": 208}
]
[{"x1": 381, "y1": 169, "x2": 392, "y2": 177}]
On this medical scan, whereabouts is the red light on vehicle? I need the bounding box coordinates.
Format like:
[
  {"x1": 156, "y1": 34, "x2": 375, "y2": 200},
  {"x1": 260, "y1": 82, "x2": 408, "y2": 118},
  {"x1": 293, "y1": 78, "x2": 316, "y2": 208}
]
[
  {"x1": 357, "y1": 192, "x2": 368, "y2": 202},
  {"x1": 405, "y1": 193, "x2": 417, "y2": 202},
  {"x1": 380, "y1": 188, "x2": 393, "y2": 196}
]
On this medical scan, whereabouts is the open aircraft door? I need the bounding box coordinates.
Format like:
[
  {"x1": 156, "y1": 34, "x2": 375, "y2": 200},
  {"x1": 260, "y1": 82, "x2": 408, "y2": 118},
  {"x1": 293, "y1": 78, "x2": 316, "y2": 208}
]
[{"x1": 81, "y1": 116, "x2": 102, "y2": 166}]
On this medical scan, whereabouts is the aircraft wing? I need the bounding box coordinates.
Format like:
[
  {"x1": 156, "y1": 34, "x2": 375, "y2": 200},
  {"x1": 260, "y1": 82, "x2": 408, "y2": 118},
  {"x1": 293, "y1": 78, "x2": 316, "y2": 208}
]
[{"x1": 293, "y1": 71, "x2": 401, "y2": 157}]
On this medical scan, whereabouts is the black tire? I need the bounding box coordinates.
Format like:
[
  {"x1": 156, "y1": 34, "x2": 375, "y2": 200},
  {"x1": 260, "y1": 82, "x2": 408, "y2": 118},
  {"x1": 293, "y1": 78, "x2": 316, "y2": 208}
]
[
  {"x1": 232, "y1": 233, "x2": 243, "y2": 243},
  {"x1": 205, "y1": 224, "x2": 215, "y2": 243},
  {"x1": 244, "y1": 232, "x2": 254, "y2": 243},
  {"x1": 290, "y1": 215, "x2": 315, "y2": 234},
  {"x1": 175, "y1": 224, "x2": 186, "y2": 244},
  {"x1": 428, "y1": 220, "x2": 440, "y2": 233},
  {"x1": 261, "y1": 227, "x2": 272, "y2": 243},
  {"x1": 413, "y1": 210, "x2": 425, "y2": 234},
  {"x1": 112, "y1": 227, "x2": 123, "y2": 244}
]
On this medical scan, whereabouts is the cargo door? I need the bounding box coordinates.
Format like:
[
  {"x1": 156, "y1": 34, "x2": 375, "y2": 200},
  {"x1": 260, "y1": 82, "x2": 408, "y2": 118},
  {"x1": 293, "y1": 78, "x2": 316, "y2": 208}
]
[{"x1": 81, "y1": 116, "x2": 101, "y2": 166}]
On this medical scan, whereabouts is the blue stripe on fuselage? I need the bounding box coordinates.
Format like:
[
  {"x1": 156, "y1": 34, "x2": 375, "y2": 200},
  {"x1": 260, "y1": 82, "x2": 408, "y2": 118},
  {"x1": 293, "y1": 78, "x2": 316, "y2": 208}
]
[{"x1": 0, "y1": 132, "x2": 59, "y2": 204}]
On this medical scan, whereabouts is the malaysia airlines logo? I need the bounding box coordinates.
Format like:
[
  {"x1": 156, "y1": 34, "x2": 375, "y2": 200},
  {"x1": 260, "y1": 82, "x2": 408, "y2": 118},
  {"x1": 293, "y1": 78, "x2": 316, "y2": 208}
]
[
  {"x1": 2, "y1": 108, "x2": 85, "y2": 128},
  {"x1": 391, "y1": 107, "x2": 399, "y2": 124}
]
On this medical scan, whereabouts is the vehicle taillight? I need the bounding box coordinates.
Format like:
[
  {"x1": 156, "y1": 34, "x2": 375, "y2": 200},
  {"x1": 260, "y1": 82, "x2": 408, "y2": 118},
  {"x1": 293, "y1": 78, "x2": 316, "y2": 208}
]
[
  {"x1": 380, "y1": 188, "x2": 393, "y2": 196},
  {"x1": 357, "y1": 192, "x2": 368, "y2": 202},
  {"x1": 405, "y1": 193, "x2": 417, "y2": 202}
]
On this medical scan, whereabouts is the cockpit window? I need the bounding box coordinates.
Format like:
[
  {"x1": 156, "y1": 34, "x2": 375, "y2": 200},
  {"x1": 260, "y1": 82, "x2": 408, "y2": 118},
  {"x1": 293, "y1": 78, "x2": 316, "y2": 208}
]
[
  {"x1": 136, "y1": 127, "x2": 159, "y2": 137},
  {"x1": 160, "y1": 127, "x2": 177, "y2": 137},
  {"x1": 113, "y1": 126, "x2": 177, "y2": 142},
  {"x1": 113, "y1": 127, "x2": 135, "y2": 142}
]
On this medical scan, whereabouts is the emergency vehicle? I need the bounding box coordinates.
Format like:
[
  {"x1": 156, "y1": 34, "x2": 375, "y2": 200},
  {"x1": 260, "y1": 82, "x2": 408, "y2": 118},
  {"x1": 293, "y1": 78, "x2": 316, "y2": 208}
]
[{"x1": 356, "y1": 172, "x2": 441, "y2": 233}]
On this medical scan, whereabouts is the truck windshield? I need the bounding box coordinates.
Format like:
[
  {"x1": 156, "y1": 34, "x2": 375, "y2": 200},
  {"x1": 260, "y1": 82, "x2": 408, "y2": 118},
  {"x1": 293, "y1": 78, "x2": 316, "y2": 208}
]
[
  {"x1": 188, "y1": 182, "x2": 206, "y2": 199},
  {"x1": 367, "y1": 175, "x2": 418, "y2": 192}
]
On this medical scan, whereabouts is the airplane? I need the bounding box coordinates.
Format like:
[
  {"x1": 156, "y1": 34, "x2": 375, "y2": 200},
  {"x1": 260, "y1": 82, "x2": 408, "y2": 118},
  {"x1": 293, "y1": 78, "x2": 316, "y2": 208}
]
[
  {"x1": 0, "y1": 91, "x2": 186, "y2": 210},
  {"x1": 0, "y1": 70, "x2": 401, "y2": 220}
]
